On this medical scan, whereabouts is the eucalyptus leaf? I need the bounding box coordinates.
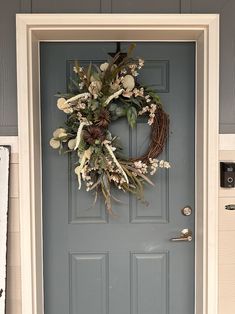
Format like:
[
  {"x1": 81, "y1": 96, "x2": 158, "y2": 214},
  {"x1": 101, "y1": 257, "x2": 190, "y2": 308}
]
[
  {"x1": 109, "y1": 103, "x2": 118, "y2": 112},
  {"x1": 131, "y1": 97, "x2": 141, "y2": 108},
  {"x1": 127, "y1": 107, "x2": 137, "y2": 128},
  {"x1": 54, "y1": 93, "x2": 74, "y2": 99},
  {"x1": 115, "y1": 106, "x2": 126, "y2": 117},
  {"x1": 69, "y1": 77, "x2": 80, "y2": 90}
]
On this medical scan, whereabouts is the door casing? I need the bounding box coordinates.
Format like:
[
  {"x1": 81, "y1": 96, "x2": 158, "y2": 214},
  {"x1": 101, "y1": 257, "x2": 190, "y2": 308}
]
[{"x1": 16, "y1": 13, "x2": 220, "y2": 314}]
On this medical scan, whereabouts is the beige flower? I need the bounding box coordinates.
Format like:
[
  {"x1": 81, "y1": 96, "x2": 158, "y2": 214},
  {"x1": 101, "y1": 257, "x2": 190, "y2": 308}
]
[
  {"x1": 122, "y1": 75, "x2": 135, "y2": 91},
  {"x1": 57, "y1": 98, "x2": 73, "y2": 114},
  {"x1": 88, "y1": 80, "x2": 102, "y2": 98},
  {"x1": 122, "y1": 90, "x2": 133, "y2": 98},
  {"x1": 49, "y1": 138, "x2": 60, "y2": 149},
  {"x1": 53, "y1": 128, "x2": 66, "y2": 139},
  {"x1": 57, "y1": 98, "x2": 67, "y2": 110},
  {"x1": 68, "y1": 139, "x2": 76, "y2": 150},
  {"x1": 100, "y1": 62, "x2": 109, "y2": 72}
]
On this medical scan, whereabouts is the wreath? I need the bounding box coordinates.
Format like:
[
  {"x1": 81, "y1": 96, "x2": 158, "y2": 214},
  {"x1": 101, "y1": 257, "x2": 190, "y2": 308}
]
[{"x1": 50, "y1": 44, "x2": 170, "y2": 214}]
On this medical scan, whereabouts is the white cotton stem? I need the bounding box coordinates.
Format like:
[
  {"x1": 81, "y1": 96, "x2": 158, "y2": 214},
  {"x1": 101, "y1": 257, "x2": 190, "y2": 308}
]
[
  {"x1": 104, "y1": 89, "x2": 124, "y2": 105},
  {"x1": 75, "y1": 148, "x2": 92, "y2": 189},
  {"x1": 104, "y1": 143, "x2": 129, "y2": 184},
  {"x1": 65, "y1": 92, "x2": 90, "y2": 104},
  {"x1": 74, "y1": 122, "x2": 87, "y2": 150}
]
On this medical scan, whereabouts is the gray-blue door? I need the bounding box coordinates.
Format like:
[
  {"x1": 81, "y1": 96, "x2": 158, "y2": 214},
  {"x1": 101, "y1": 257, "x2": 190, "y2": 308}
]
[{"x1": 41, "y1": 42, "x2": 195, "y2": 314}]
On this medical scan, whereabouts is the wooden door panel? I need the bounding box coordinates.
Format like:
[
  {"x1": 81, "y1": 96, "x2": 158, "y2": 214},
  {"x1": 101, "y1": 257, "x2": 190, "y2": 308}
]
[
  {"x1": 41, "y1": 42, "x2": 195, "y2": 314},
  {"x1": 70, "y1": 253, "x2": 108, "y2": 314},
  {"x1": 131, "y1": 253, "x2": 168, "y2": 314}
]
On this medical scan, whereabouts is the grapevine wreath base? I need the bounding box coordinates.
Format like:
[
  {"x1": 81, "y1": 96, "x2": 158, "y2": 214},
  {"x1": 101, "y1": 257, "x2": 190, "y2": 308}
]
[{"x1": 50, "y1": 44, "x2": 170, "y2": 214}]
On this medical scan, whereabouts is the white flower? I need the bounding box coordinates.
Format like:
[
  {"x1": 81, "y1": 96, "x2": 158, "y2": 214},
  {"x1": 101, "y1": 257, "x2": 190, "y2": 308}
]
[
  {"x1": 79, "y1": 82, "x2": 84, "y2": 89},
  {"x1": 139, "y1": 106, "x2": 149, "y2": 115},
  {"x1": 149, "y1": 158, "x2": 159, "y2": 175},
  {"x1": 73, "y1": 66, "x2": 78, "y2": 73},
  {"x1": 138, "y1": 58, "x2": 144, "y2": 67},
  {"x1": 164, "y1": 161, "x2": 171, "y2": 168},
  {"x1": 110, "y1": 174, "x2": 120, "y2": 183},
  {"x1": 103, "y1": 141, "x2": 129, "y2": 184},
  {"x1": 134, "y1": 160, "x2": 148, "y2": 174},
  {"x1": 150, "y1": 104, "x2": 157, "y2": 112},
  {"x1": 148, "y1": 117, "x2": 154, "y2": 125},
  {"x1": 53, "y1": 128, "x2": 66, "y2": 139},
  {"x1": 68, "y1": 139, "x2": 76, "y2": 150},
  {"x1": 133, "y1": 88, "x2": 144, "y2": 97},
  {"x1": 100, "y1": 62, "x2": 109, "y2": 72},
  {"x1": 122, "y1": 75, "x2": 135, "y2": 91},
  {"x1": 76, "y1": 102, "x2": 86, "y2": 110},
  {"x1": 73, "y1": 66, "x2": 83, "y2": 73},
  {"x1": 132, "y1": 71, "x2": 139, "y2": 77},
  {"x1": 49, "y1": 138, "x2": 60, "y2": 149}
]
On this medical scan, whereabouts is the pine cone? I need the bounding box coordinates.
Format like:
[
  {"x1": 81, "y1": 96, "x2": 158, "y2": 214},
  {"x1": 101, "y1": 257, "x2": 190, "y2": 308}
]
[
  {"x1": 83, "y1": 126, "x2": 106, "y2": 145},
  {"x1": 95, "y1": 109, "x2": 111, "y2": 128}
]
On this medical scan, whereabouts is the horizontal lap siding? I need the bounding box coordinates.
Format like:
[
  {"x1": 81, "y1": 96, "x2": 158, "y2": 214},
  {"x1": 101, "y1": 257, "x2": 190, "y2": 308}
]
[
  {"x1": 219, "y1": 150, "x2": 235, "y2": 314},
  {"x1": 5, "y1": 152, "x2": 21, "y2": 314}
]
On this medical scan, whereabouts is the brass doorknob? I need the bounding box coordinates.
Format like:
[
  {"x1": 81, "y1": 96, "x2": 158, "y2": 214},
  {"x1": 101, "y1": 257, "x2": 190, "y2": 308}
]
[{"x1": 170, "y1": 228, "x2": 193, "y2": 242}]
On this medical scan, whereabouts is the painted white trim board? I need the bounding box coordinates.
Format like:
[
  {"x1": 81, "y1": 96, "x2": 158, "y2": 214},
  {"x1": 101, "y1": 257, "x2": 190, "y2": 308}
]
[
  {"x1": 219, "y1": 134, "x2": 235, "y2": 151},
  {"x1": 0, "y1": 147, "x2": 10, "y2": 314},
  {"x1": 0, "y1": 137, "x2": 18, "y2": 153},
  {"x1": 16, "y1": 14, "x2": 220, "y2": 314}
]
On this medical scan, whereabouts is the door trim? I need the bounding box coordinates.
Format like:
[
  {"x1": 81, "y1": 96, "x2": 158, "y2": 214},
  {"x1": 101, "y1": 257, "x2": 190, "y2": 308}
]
[{"x1": 16, "y1": 14, "x2": 219, "y2": 314}]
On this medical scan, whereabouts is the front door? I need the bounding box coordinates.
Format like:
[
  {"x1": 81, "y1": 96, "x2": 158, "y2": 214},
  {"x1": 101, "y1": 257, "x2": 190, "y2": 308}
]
[{"x1": 40, "y1": 42, "x2": 195, "y2": 314}]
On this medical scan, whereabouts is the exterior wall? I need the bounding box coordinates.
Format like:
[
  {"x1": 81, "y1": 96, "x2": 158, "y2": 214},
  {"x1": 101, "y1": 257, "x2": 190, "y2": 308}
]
[
  {"x1": 219, "y1": 142, "x2": 235, "y2": 314},
  {"x1": 0, "y1": 138, "x2": 21, "y2": 314},
  {"x1": 1, "y1": 1, "x2": 235, "y2": 313},
  {"x1": 1, "y1": 0, "x2": 235, "y2": 134},
  {"x1": 2, "y1": 135, "x2": 235, "y2": 314}
]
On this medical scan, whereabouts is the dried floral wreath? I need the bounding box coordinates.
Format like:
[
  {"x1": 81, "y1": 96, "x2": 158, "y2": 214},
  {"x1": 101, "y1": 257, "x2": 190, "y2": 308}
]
[{"x1": 50, "y1": 44, "x2": 170, "y2": 214}]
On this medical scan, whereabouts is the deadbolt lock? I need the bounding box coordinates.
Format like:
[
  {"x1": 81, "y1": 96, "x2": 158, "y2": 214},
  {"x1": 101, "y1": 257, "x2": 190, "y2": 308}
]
[{"x1": 181, "y1": 206, "x2": 192, "y2": 216}]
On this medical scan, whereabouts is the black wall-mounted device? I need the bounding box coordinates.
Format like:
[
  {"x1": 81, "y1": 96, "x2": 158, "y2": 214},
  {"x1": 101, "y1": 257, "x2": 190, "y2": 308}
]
[
  {"x1": 225, "y1": 204, "x2": 235, "y2": 210},
  {"x1": 220, "y1": 162, "x2": 235, "y2": 188}
]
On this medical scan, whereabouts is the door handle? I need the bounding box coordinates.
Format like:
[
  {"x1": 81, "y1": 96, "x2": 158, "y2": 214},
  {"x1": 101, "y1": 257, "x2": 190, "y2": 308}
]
[{"x1": 170, "y1": 228, "x2": 193, "y2": 242}]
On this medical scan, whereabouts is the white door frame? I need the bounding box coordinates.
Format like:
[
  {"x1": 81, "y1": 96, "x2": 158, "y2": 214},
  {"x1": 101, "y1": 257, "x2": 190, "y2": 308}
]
[{"x1": 16, "y1": 13, "x2": 220, "y2": 314}]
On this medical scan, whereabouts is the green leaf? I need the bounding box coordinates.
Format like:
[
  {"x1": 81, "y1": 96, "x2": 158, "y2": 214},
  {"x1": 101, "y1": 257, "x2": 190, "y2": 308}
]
[
  {"x1": 69, "y1": 77, "x2": 80, "y2": 89},
  {"x1": 131, "y1": 97, "x2": 141, "y2": 108},
  {"x1": 109, "y1": 103, "x2": 118, "y2": 112},
  {"x1": 115, "y1": 106, "x2": 126, "y2": 117},
  {"x1": 127, "y1": 107, "x2": 137, "y2": 128},
  {"x1": 90, "y1": 100, "x2": 99, "y2": 111},
  {"x1": 54, "y1": 92, "x2": 74, "y2": 99},
  {"x1": 86, "y1": 62, "x2": 92, "y2": 83},
  {"x1": 91, "y1": 71, "x2": 101, "y2": 81},
  {"x1": 127, "y1": 43, "x2": 136, "y2": 57}
]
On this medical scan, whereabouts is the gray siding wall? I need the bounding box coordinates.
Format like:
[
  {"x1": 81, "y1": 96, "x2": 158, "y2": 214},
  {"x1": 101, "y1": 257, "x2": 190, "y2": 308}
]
[{"x1": 0, "y1": 0, "x2": 234, "y2": 135}]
